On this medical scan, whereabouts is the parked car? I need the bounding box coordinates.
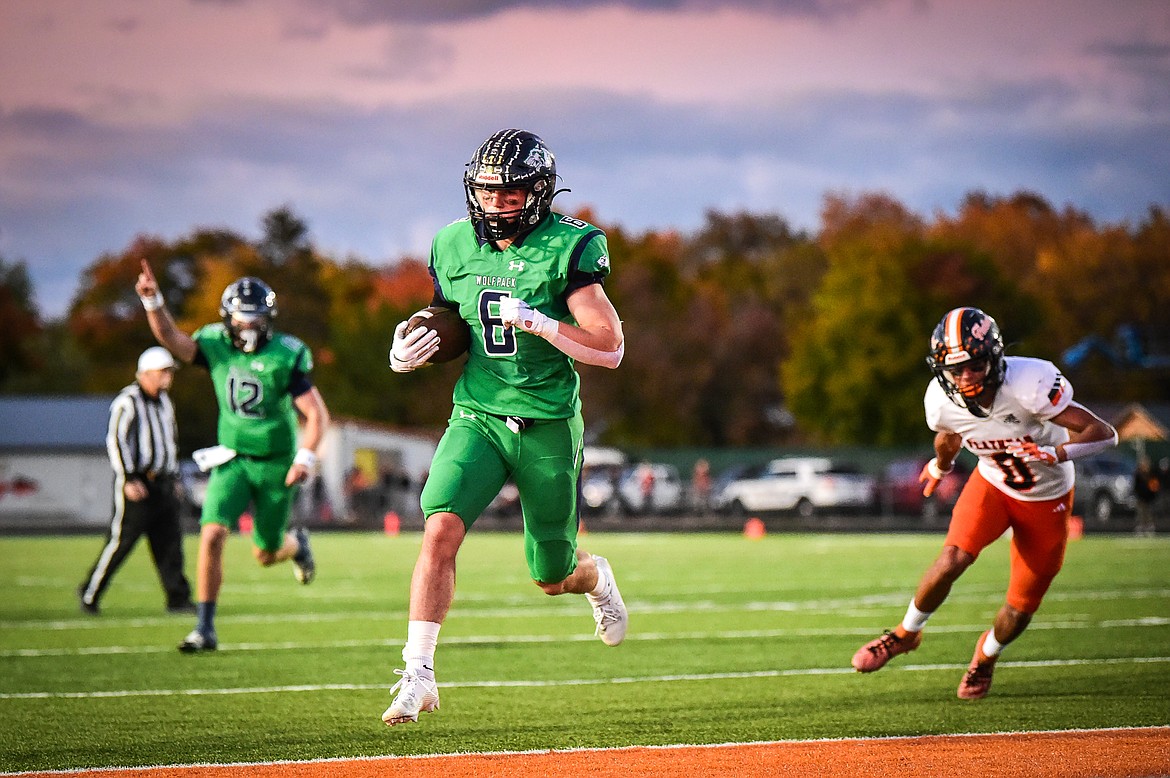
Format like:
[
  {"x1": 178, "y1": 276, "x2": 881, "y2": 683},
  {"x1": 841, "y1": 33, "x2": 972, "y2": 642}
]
[
  {"x1": 580, "y1": 468, "x2": 622, "y2": 516},
  {"x1": 581, "y1": 462, "x2": 685, "y2": 516},
  {"x1": 1073, "y1": 454, "x2": 1136, "y2": 525},
  {"x1": 619, "y1": 463, "x2": 685, "y2": 514},
  {"x1": 713, "y1": 457, "x2": 877, "y2": 518},
  {"x1": 877, "y1": 456, "x2": 971, "y2": 521}
]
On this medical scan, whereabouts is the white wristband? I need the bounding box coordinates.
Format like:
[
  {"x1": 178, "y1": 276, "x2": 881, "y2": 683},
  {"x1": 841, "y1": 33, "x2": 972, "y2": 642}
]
[
  {"x1": 293, "y1": 448, "x2": 318, "y2": 470},
  {"x1": 140, "y1": 292, "x2": 164, "y2": 311},
  {"x1": 926, "y1": 457, "x2": 953, "y2": 480}
]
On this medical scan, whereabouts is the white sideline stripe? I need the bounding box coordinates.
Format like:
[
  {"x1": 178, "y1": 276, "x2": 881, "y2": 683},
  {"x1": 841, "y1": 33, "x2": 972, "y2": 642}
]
[
  {"x1": 2, "y1": 726, "x2": 1168, "y2": 778},
  {"x1": 4, "y1": 724, "x2": 1169, "y2": 778},
  {"x1": 4, "y1": 616, "x2": 1169, "y2": 658},
  {"x1": 1, "y1": 656, "x2": 1168, "y2": 700},
  {"x1": 5, "y1": 587, "x2": 1170, "y2": 632}
]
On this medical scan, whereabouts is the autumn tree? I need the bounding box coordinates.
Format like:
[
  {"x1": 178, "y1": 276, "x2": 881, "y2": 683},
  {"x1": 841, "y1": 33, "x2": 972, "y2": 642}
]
[
  {"x1": 680, "y1": 211, "x2": 819, "y2": 445},
  {"x1": 37, "y1": 194, "x2": 1170, "y2": 450},
  {"x1": 65, "y1": 207, "x2": 464, "y2": 450},
  {"x1": 934, "y1": 195, "x2": 1170, "y2": 403}
]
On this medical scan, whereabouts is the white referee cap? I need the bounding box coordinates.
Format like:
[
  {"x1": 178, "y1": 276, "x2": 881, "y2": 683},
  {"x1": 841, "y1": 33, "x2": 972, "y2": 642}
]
[{"x1": 137, "y1": 346, "x2": 177, "y2": 373}]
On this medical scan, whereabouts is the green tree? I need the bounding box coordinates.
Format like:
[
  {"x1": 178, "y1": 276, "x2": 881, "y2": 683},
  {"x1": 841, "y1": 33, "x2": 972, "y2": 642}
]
[
  {"x1": 0, "y1": 256, "x2": 42, "y2": 388},
  {"x1": 782, "y1": 193, "x2": 1035, "y2": 445}
]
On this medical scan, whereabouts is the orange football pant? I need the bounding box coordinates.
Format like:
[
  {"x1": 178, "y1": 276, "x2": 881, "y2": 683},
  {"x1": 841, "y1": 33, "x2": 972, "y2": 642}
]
[{"x1": 945, "y1": 467, "x2": 1074, "y2": 613}]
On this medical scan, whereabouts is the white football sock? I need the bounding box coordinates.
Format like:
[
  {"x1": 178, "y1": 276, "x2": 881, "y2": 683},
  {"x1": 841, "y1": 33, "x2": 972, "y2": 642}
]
[
  {"x1": 402, "y1": 620, "x2": 441, "y2": 675},
  {"x1": 901, "y1": 599, "x2": 933, "y2": 633},
  {"x1": 981, "y1": 630, "x2": 1006, "y2": 658},
  {"x1": 590, "y1": 558, "x2": 609, "y2": 597}
]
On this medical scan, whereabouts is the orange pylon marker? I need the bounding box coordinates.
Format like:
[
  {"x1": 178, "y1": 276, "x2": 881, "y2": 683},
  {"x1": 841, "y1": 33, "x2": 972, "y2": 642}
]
[{"x1": 744, "y1": 517, "x2": 766, "y2": 540}]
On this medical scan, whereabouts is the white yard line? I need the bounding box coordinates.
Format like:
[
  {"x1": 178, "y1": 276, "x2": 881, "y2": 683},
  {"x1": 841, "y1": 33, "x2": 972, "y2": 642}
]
[{"x1": 0, "y1": 655, "x2": 1168, "y2": 700}]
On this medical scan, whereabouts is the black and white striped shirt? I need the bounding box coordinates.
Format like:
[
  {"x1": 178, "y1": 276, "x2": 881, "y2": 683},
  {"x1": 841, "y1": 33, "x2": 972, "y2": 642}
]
[{"x1": 106, "y1": 383, "x2": 179, "y2": 480}]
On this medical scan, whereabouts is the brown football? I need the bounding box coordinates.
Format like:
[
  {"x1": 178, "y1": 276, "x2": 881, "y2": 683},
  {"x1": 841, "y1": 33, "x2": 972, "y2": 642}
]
[{"x1": 405, "y1": 306, "x2": 471, "y2": 364}]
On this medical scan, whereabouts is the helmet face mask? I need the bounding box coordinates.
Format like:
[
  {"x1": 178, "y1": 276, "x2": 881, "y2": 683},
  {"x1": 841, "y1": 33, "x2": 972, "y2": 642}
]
[
  {"x1": 927, "y1": 307, "x2": 1005, "y2": 417},
  {"x1": 464, "y1": 129, "x2": 558, "y2": 242},
  {"x1": 219, "y1": 277, "x2": 277, "y2": 353}
]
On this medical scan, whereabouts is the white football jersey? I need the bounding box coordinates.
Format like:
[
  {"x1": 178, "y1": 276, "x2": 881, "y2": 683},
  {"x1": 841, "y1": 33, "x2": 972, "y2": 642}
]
[{"x1": 925, "y1": 356, "x2": 1075, "y2": 501}]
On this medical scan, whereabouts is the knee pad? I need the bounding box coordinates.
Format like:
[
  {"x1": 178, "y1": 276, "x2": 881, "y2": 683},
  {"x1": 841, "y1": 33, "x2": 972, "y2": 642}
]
[{"x1": 530, "y1": 539, "x2": 576, "y2": 584}]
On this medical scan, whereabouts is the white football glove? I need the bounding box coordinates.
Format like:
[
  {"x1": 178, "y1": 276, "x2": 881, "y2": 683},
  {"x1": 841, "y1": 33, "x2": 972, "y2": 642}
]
[
  {"x1": 499, "y1": 297, "x2": 556, "y2": 339},
  {"x1": 389, "y1": 320, "x2": 440, "y2": 373},
  {"x1": 918, "y1": 457, "x2": 953, "y2": 497},
  {"x1": 1007, "y1": 440, "x2": 1059, "y2": 465}
]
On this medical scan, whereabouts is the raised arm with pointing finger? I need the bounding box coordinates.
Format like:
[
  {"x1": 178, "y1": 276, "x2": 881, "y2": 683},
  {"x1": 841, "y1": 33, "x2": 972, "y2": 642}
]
[{"x1": 136, "y1": 261, "x2": 331, "y2": 654}]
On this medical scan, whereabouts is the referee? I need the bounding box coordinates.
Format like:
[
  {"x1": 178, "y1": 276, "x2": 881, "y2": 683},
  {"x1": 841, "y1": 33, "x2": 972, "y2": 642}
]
[{"x1": 79, "y1": 347, "x2": 194, "y2": 615}]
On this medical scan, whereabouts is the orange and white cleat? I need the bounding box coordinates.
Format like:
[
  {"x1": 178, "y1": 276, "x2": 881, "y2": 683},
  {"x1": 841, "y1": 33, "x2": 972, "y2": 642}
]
[
  {"x1": 851, "y1": 628, "x2": 922, "y2": 673},
  {"x1": 957, "y1": 630, "x2": 998, "y2": 700}
]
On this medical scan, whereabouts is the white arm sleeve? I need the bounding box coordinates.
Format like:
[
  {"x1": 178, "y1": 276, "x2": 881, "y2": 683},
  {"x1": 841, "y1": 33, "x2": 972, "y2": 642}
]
[
  {"x1": 547, "y1": 330, "x2": 624, "y2": 369},
  {"x1": 1062, "y1": 432, "x2": 1118, "y2": 461}
]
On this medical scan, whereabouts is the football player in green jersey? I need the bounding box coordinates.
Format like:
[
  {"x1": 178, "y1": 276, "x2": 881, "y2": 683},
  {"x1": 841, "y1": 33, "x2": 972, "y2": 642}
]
[
  {"x1": 136, "y1": 261, "x2": 331, "y2": 653},
  {"x1": 382, "y1": 129, "x2": 628, "y2": 726}
]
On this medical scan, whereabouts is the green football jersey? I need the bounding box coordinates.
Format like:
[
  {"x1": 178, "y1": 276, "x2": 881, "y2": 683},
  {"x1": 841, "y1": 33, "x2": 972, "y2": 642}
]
[
  {"x1": 193, "y1": 323, "x2": 313, "y2": 457},
  {"x1": 430, "y1": 212, "x2": 612, "y2": 419}
]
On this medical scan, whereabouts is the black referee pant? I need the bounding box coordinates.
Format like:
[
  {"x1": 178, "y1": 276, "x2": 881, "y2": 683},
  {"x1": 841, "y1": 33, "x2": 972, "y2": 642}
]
[{"x1": 79, "y1": 477, "x2": 192, "y2": 611}]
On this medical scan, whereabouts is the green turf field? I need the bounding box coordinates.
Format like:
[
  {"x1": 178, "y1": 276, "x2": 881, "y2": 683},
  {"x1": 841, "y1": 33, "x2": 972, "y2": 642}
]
[{"x1": 1, "y1": 530, "x2": 1167, "y2": 772}]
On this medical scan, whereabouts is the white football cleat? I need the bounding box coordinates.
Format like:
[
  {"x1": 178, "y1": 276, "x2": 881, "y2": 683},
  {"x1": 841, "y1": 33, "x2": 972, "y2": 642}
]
[
  {"x1": 382, "y1": 668, "x2": 440, "y2": 726},
  {"x1": 177, "y1": 629, "x2": 217, "y2": 653},
  {"x1": 587, "y1": 555, "x2": 628, "y2": 646}
]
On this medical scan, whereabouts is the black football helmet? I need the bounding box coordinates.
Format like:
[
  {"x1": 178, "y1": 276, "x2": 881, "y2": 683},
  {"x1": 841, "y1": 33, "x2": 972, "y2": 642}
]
[
  {"x1": 927, "y1": 306, "x2": 1006, "y2": 417},
  {"x1": 464, "y1": 129, "x2": 559, "y2": 242},
  {"x1": 219, "y1": 277, "x2": 277, "y2": 353}
]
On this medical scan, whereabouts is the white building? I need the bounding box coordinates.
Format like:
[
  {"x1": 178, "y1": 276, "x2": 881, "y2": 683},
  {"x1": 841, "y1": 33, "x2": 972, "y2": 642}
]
[
  {"x1": 313, "y1": 417, "x2": 438, "y2": 528},
  {"x1": 0, "y1": 397, "x2": 440, "y2": 531},
  {"x1": 0, "y1": 396, "x2": 113, "y2": 530}
]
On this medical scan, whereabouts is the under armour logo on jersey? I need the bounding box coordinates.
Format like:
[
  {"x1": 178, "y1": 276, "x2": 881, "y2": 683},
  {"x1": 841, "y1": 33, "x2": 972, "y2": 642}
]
[
  {"x1": 508, "y1": 260, "x2": 525, "y2": 272},
  {"x1": 459, "y1": 410, "x2": 478, "y2": 421},
  {"x1": 251, "y1": 360, "x2": 265, "y2": 371},
  {"x1": 1003, "y1": 413, "x2": 1020, "y2": 424}
]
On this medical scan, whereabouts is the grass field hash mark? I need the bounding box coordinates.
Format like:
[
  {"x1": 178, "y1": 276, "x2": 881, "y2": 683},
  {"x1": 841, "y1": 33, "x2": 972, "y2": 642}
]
[
  {"x1": 3, "y1": 616, "x2": 1167, "y2": 658},
  {"x1": 2, "y1": 655, "x2": 1168, "y2": 700},
  {"x1": 3, "y1": 587, "x2": 1168, "y2": 633}
]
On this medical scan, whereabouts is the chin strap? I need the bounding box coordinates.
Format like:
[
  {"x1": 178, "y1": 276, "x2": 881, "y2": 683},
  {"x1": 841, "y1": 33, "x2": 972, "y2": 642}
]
[{"x1": 963, "y1": 397, "x2": 991, "y2": 418}]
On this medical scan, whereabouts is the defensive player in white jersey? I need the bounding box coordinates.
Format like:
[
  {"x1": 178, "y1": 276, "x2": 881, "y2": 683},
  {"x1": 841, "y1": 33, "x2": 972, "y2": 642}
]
[{"x1": 851, "y1": 307, "x2": 1118, "y2": 699}]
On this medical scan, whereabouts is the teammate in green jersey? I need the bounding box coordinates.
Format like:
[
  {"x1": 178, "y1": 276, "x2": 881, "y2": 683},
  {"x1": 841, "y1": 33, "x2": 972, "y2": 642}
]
[
  {"x1": 382, "y1": 129, "x2": 628, "y2": 726},
  {"x1": 136, "y1": 261, "x2": 331, "y2": 653}
]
